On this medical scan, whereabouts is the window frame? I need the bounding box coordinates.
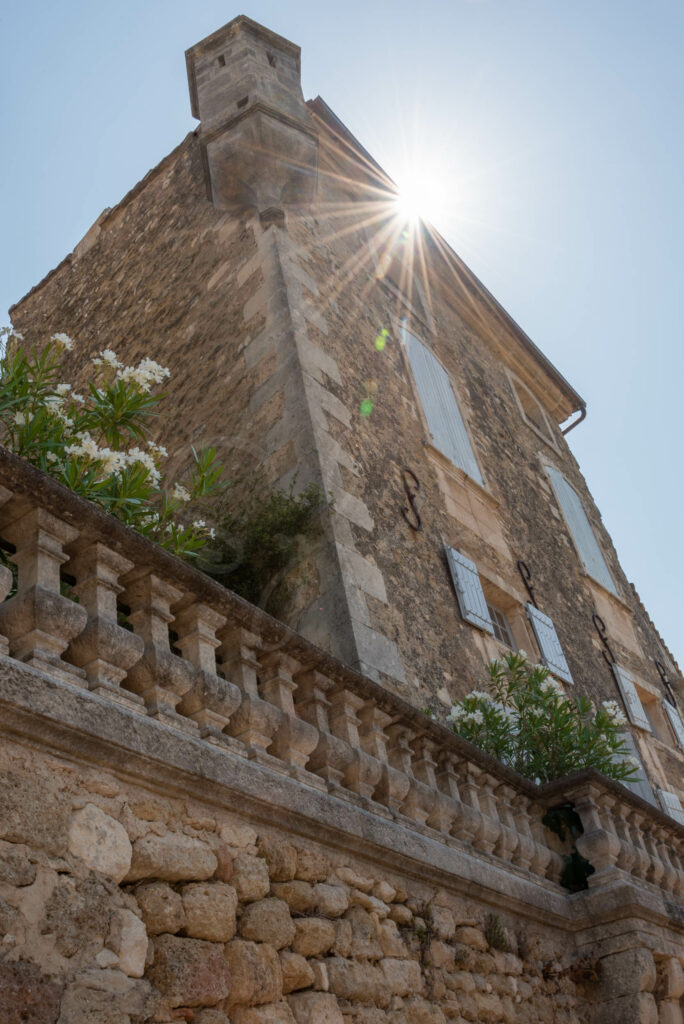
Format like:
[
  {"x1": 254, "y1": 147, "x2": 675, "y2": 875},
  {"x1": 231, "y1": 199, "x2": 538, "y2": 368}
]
[{"x1": 507, "y1": 370, "x2": 559, "y2": 451}]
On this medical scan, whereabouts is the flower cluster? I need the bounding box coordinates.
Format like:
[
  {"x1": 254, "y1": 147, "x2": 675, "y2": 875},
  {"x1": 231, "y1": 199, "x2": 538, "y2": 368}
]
[
  {"x1": 444, "y1": 650, "x2": 639, "y2": 786},
  {"x1": 0, "y1": 328, "x2": 225, "y2": 558}
]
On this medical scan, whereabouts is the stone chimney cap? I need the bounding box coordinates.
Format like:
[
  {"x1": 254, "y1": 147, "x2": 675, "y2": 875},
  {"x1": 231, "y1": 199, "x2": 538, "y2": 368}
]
[{"x1": 185, "y1": 15, "x2": 302, "y2": 120}]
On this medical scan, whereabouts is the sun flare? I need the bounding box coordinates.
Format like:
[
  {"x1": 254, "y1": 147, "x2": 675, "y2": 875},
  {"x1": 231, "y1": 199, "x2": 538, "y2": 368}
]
[{"x1": 393, "y1": 165, "x2": 449, "y2": 228}]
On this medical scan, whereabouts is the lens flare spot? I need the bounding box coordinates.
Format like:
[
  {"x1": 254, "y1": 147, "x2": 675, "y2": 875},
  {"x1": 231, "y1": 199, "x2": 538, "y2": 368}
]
[
  {"x1": 375, "y1": 328, "x2": 389, "y2": 351},
  {"x1": 360, "y1": 398, "x2": 374, "y2": 418}
]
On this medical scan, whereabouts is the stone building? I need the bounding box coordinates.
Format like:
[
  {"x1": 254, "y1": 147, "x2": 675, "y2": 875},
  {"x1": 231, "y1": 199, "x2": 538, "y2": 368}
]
[{"x1": 2, "y1": 15, "x2": 684, "y2": 1024}]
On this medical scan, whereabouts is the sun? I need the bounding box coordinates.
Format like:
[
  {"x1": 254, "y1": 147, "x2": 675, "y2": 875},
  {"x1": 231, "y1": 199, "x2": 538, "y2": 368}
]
[{"x1": 393, "y1": 165, "x2": 449, "y2": 228}]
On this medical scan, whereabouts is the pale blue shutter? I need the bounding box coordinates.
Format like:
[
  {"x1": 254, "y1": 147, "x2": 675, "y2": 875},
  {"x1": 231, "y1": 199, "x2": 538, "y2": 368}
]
[
  {"x1": 525, "y1": 603, "x2": 573, "y2": 683},
  {"x1": 545, "y1": 467, "x2": 617, "y2": 595},
  {"x1": 403, "y1": 328, "x2": 483, "y2": 485},
  {"x1": 618, "y1": 732, "x2": 656, "y2": 806},
  {"x1": 662, "y1": 700, "x2": 684, "y2": 752},
  {"x1": 446, "y1": 548, "x2": 494, "y2": 633},
  {"x1": 612, "y1": 665, "x2": 651, "y2": 732},
  {"x1": 658, "y1": 789, "x2": 684, "y2": 825}
]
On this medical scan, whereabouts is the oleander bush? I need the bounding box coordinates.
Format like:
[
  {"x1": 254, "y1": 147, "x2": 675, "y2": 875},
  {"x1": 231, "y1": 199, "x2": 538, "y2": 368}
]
[{"x1": 447, "y1": 650, "x2": 639, "y2": 784}]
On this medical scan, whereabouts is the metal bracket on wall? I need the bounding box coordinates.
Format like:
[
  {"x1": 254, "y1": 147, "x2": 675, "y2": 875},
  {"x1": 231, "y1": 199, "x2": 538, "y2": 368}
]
[
  {"x1": 400, "y1": 467, "x2": 422, "y2": 531},
  {"x1": 516, "y1": 560, "x2": 538, "y2": 608},
  {"x1": 655, "y1": 659, "x2": 677, "y2": 706},
  {"x1": 592, "y1": 613, "x2": 616, "y2": 668}
]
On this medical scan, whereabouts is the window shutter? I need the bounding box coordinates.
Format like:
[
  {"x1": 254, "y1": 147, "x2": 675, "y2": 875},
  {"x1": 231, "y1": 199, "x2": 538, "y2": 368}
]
[
  {"x1": 525, "y1": 603, "x2": 573, "y2": 683},
  {"x1": 545, "y1": 466, "x2": 617, "y2": 595},
  {"x1": 658, "y1": 788, "x2": 684, "y2": 826},
  {"x1": 403, "y1": 329, "x2": 483, "y2": 485},
  {"x1": 662, "y1": 700, "x2": 684, "y2": 752},
  {"x1": 612, "y1": 665, "x2": 652, "y2": 732},
  {"x1": 446, "y1": 548, "x2": 494, "y2": 634},
  {"x1": 617, "y1": 732, "x2": 656, "y2": 806}
]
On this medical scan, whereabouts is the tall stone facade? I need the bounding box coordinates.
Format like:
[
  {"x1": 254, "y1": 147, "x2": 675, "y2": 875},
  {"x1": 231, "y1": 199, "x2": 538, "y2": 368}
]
[{"x1": 3, "y1": 17, "x2": 684, "y2": 1021}]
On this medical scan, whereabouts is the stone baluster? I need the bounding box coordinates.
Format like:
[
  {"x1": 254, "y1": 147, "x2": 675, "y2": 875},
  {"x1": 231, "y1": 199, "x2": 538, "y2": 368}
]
[
  {"x1": 410, "y1": 733, "x2": 441, "y2": 830},
  {"x1": 121, "y1": 570, "x2": 197, "y2": 733},
  {"x1": 509, "y1": 794, "x2": 537, "y2": 873},
  {"x1": 0, "y1": 565, "x2": 14, "y2": 657},
  {"x1": 527, "y1": 802, "x2": 558, "y2": 881},
  {"x1": 655, "y1": 827, "x2": 678, "y2": 893},
  {"x1": 218, "y1": 628, "x2": 284, "y2": 767},
  {"x1": 384, "y1": 725, "x2": 435, "y2": 827},
  {"x1": 0, "y1": 506, "x2": 88, "y2": 682},
  {"x1": 173, "y1": 602, "x2": 243, "y2": 748},
  {"x1": 610, "y1": 799, "x2": 637, "y2": 876},
  {"x1": 459, "y1": 763, "x2": 499, "y2": 855},
  {"x1": 328, "y1": 688, "x2": 382, "y2": 805},
  {"x1": 626, "y1": 810, "x2": 652, "y2": 883},
  {"x1": 572, "y1": 784, "x2": 621, "y2": 886},
  {"x1": 492, "y1": 784, "x2": 520, "y2": 865},
  {"x1": 259, "y1": 652, "x2": 320, "y2": 780},
  {"x1": 66, "y1": 542, "x2": 144, "y2": 709},
  {"x1": 670, "y1": 837, "x2": 684, "y2": 899},
  {"x1": 294, "y1": 669, "x2": 354, "y2": 789},
  {"x1": 358, "y1": 706, "x2": 410, "y2": 815},
  {"x1": 434, "y1": 752, "x2": 480, "y2": 844},
  {"x1": 642, "y1": 822, "x2": 666, "y2": 888}
]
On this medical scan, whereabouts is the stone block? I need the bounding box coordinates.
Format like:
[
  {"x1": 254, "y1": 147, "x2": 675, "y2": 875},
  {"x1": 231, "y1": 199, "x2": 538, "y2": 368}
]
[
  {"x1": 333, "y1": 918, "x2": 352, "y2": 957},
  {"x1": 107, "y1": 909, "x2": 148, "y2": 978},
  {"x1": 659, "y1": 1002, "x2": 683, "y2": 1024},
  {"x1": 182, "y1": 881, "x2": 237, "y2": 942},
  {"x1": 0, "y1": 960, "x2": 63, "y2": 1024},
  {"x1": 599, "y1": 949, "x2": 657, "y2": 999},
  {"x1": 233, "y1": 852, "x2": 271, "y2": 902},
  {"x1": 295, "y1": 848, "x2": 330, "y2": 882},
  {"x1": 378, "y1": 918, "x2": 408, "y2": 957},
  {"x1": 0, "y1": 895, "x2": 17, "y2": 936},
  {"x1": 280, "y1": 951, "x2": 315, "y2": 993},
  {"x1": 272, "y1": 880, "x2": 316, "y2": 914},
  {"x1": 240, "y1": 898, "x2": 295, "y2": 949},
  {"x1": 232, "y1": 1004, "x2": 296, "y2": 1024},
  {"x1": 134, "y1": 881, "x2": 185, "y2": 935},
  {"x1": 225, "y1": 940, "x2": 283, "y2": 1007},
  {"x1": 68, "y1": 803, "x2": 132, "y2": 883},
  {"x1": 398, "y1": 1000, "x2": 447, "y2": 1024},
  {"x1": 663, "y1": 958, "x2": 684, "y2": 1001},
  {"x1": 314, "y1": 883, "x2": 349, "y2": 918},
  {"x1": 292, "y1": 917, "x2": 336, "y2": 957},
  {"x1": 126, "y1": 832, "x2": 217, "y2": 882},
  {"x1": 287, "y1": 991, "x2": 345, "y2": 1024},
  {"x1": 258, "y1": 837, "x2": 298, "y2": 881},
  {"x1": 430, "y1": 906, "x2": 455, "y2": 941},
  {"x1": 453, "y1": 926, "x2": 488, "y2": 953},
  {"x1": 42, "y1": 875, "x2": 111, "y2": 958},
  {"x1": 195, "y1": 1011, "x2": 231, "y2": 1024},
  {"x1": 429, "y1": 940, "x2": 455, "y2": 970},
  {"x1": 326, "y1": 957, "x2": 391, "y2": 1006},
  {"x1": 373, "y1": 881, "x2": 397, "y2": 903},
  {"x1": 345, "y1": 906, "x2": 383, "y2": 960},
  {"x1": 0, "y1": 769, "x2": 69, "y2": 855},
  {"x1": 380, "y1": 957, "x2": 423, "y2": 997},
  {"x1": 388, "y1": 903, "x2": 413, "y2": 925},
  {"x1": 0, "y1": 839, "x2": 36, "y2": 886},
  {"x1": 350, "y1": 888, "x2": 390, "y2": 918},
  {"x1": 148, "y1": 934, "x2": 231, "y2": 1008},
  {"x1": 336, "y1": 866, "x2": 374, "y2": 892}
]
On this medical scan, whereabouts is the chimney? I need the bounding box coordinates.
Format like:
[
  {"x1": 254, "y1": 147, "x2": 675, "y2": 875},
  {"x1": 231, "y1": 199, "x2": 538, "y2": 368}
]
[{"x1": 185, "y1": 15, "x2": 318, "y2": 217}]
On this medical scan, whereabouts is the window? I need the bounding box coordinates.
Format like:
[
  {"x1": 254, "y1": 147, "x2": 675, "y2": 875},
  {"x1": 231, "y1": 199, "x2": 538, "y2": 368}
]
[
  {"x1": 659, "y1": 789, "x2": 684, "y2": 825},
  {"x1": 663, "y1": 699, "x2": 684, "y2": 753},
  {"x1": 486, "y1": 603, "x2": 516, "y2": 649},
  {"x1": 612, "y1": 664, "x2": 652, "y2": 732},
  {"x1": 510, "y1": 375, "x2": 556, "y2": 447},
  {"x1": 403, "y1": 326, "x2": 483, "y2": 485},
  {"x1": 545, "y1": 466, "x2": 618, "y2": 596},
  {"x1": 446, "y1": 548, "x2": 493, "y2": 634},
  {"x1": 526, "y1": 603, "x2": 574, "y2": 684}
]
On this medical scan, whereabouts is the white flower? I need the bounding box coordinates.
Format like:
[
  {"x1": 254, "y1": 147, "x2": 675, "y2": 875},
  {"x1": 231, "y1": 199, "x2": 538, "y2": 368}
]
[
  {"x1": 127, "y1": 447, "x2": 161, "y2": 483},
  {"x1": 463, "y1": 709, "x2": 484, "y2": 726},
  {"x1": 171, "y1": 484, "x2": 191, "y2": 504},
  {"x1": 55, "y1": 383, "x2": 71, "y2": 397},
  {"x1": 10, "y1": 330, "x2": 23, "y2": 341},
  {"x1": 65, "y1": 432, "x2": 99, "y2": 460},
  {"x1": 71, "y1": 393, "x2": 85, "y2": 404},
  {"x1": 147, "y1": 441, "x2": 168, "y2": 459},
  {"x1": 52, "y1": 332, "x2": 74, "y2": 351},
  {"x1": 517, "y1": 650, "x2": 528, "y2": 659},
  {"x1": 447, "y1": 705, "x2": 464, "y2": 723},
  {"x1": 466, "y1": 690, "x2": 491, "y2": 702},
  {"x1": 101, "y1": 349, "x2": 121, "y2": 368},
  {"x1": 98, "y1": 448, "x2": 127, "y2": 475},
  {"x1": 602, "y1": 700, "x2": 627, "y2": 726},
  {"x1": 208, "y1": 527, "x2": 216, "y2": 540},
  {"x1": 117, "y1": 357, "x2": 170, "y2": 393},
  {"x1": 13, "y1": 411, "x2": 26, "y2": 426},
  {"x1": 540, "y1": 678, "x2": 565, "y2": 697},
  {"x1": 192, "y1": 519, "x2": 206, "y2": 529},
  {"x1": 46, "y1": 451, "x2": 59, "y2": 463},
  {"x1": 44, "y1": 395, "x2": 64, "y2": 409}
]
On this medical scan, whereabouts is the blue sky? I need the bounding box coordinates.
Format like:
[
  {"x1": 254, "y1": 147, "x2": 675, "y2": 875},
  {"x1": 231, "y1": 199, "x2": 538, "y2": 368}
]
[{"x1": 2, "y1": 1, "x2": 682, "y2": 667}]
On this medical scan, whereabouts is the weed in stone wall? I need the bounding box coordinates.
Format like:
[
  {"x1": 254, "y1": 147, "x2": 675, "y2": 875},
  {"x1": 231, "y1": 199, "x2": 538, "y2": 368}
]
[{"x1": 484, "y1": 912, "x2": 510, "y2": 952}]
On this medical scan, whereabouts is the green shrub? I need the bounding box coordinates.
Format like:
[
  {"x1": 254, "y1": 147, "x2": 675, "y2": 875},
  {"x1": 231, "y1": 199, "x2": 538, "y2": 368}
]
[{"x1": 447, "y1": 650, "x2": 639, "y2": 784}]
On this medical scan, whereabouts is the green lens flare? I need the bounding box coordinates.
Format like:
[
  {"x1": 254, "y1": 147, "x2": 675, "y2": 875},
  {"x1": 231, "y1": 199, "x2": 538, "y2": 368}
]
[
  {"x1": 360, "y1": 398, "x2": 374, "y2": 417},
  {"x1": 374, "y1": 328, "x2": 389, "y2": 351}
]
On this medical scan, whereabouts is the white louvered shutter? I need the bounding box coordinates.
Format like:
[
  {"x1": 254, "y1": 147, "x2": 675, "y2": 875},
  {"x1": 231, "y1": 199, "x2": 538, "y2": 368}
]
[
  {"x1": 662, "y1": 700, "x2": 684, "y2": 752},
  {"x1": 525, "y1": 604, "x2": 573, "y2": 684},
  {"x1": 446, "y1": 548, "x2": 494, "y2": 634},
  {"x1": 612, "y1": 665, "x2": 652, "y2": 732},
  {"x1": 403, "y1": 328, "x2": 483, "y2": 485},
  {"x1": 658, "y1": 789, "x2": 684, "y2": 826},
  {"x1": 617, "y1": 732, "x2": 656, "y2": 806},
  {"x1": 545, "y1": 466, "x2": 617, "y2": 596}
]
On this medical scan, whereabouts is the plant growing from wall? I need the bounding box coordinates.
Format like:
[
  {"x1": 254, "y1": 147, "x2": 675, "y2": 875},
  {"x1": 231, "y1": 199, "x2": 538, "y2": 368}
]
[
  {"x1": 446, "y1": 651, "x2": 640, "y2": 785},
  {"x1": 203, "y1": 481, "x2": 330, "y2": 614},
  {"x1": 0, "y1": 328, "x2": 225, "y2": 558}
]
